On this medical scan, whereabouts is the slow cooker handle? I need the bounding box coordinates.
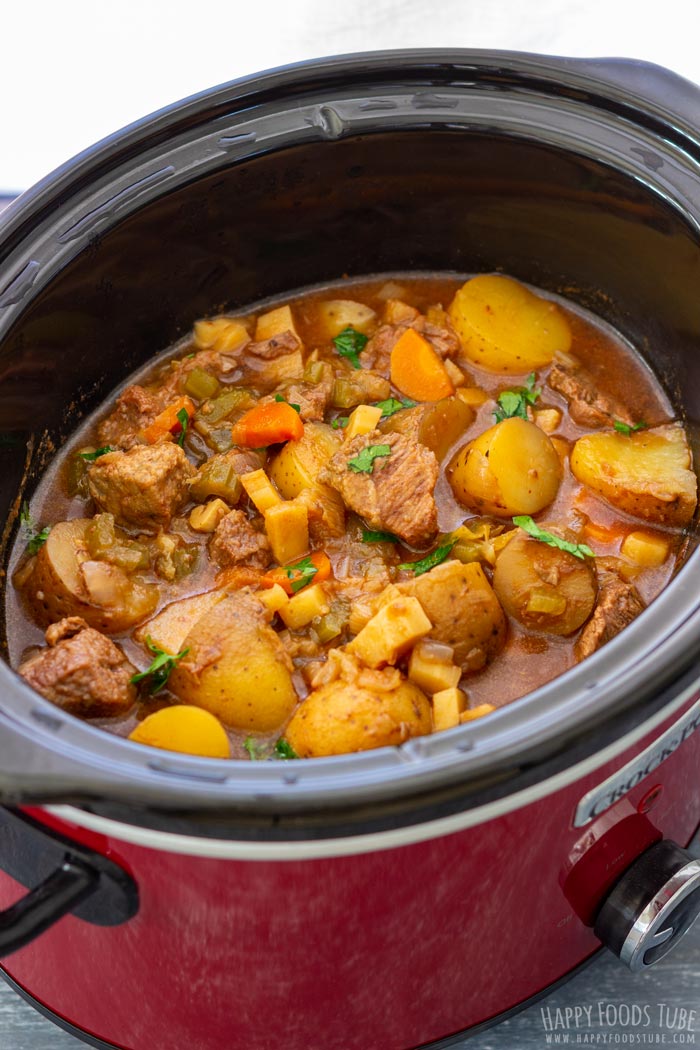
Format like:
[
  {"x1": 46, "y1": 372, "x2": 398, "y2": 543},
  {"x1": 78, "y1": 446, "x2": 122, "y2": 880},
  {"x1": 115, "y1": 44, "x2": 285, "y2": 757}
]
[
  {"x1": 0, "y1": 807, "x2": 139, "y2": 958},
  {"x1": 594, "y1": 839, "x2": 700, "y2": 971}
]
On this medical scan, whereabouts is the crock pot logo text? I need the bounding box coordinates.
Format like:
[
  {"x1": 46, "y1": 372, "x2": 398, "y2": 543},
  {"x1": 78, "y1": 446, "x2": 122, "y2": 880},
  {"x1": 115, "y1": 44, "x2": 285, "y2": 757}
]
[
  {"x1": 574, "y1": 699, "x2": 700, "y2": 827},
  {"x1": 540, "y1": 1002, "x2": 697, "y2": 1044}
]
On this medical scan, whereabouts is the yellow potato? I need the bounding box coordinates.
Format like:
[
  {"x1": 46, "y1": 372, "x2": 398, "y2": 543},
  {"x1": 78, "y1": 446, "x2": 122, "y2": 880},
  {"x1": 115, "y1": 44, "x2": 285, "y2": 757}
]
[
  {"x1": 571, "y1": 423, "x2": 697, "y2": 527},
  {"x1": 449, "y1": 275, "x2": 572, "y2": 373},
  {"x1": 400, "y1": 560, "x2": 506, "y2": 673},
  {"x1": 285, "y1": 679, "x2": 431, "y2": 757},
  {"x1": 169, "y1": 593, "x2": 297, "y2": 732},
  {"x1": 25, "y1": 519, "x2": 157, "y2": 632},
  {"x1": 449, "y1": 418, "x2": 562, "y2": 517},
  {"x1": 129, "y1": 705, "x2": 231, "y2": 759},
  {"x1": 493, "y1": 530, "x2": 597, "y2": 635},
  {"x1": 315, "y1": 299, "x2": 376, "y2": 339},
  {"x1": 268, "y1": 422, "x2": 345, "y2": 538},
  {"x1": 379, "y1": 396, "x2": 474, "y2": 461}
]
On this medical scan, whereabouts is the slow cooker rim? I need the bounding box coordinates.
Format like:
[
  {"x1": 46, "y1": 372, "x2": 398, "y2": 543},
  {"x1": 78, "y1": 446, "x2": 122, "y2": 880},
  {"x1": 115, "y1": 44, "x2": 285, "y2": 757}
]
[{"x1": 2, "y1": 48, "x2": 700, "y2": 827}]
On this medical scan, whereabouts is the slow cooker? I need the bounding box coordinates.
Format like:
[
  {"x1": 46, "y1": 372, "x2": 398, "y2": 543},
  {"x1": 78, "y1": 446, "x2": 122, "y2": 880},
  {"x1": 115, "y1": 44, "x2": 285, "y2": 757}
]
[{"x1": 0, "y1": 49, "x2": 699, "y2": 1050}]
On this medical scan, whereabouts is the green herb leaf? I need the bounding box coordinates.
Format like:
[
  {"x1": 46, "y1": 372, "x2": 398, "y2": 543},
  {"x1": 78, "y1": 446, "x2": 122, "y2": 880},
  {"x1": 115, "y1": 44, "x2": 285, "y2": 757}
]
[
  {"x1": 513, "y1": 515, "x2": 595, "y2": 561},
  {"x1": 374, "y1": 397, "x2": 416, "y2": 419},
  {"x1": 243, "y1": 737, "x2": 269, "y2": 761},
  {"x1": 399, "y1": 540, "x2": 457, "y2": 576},
  {"x1": 362, "y1": 529, "x2": 398, "y2": 543},
  {"x1": 78, "y1": 446, "x2": 114, "y2": 461},
  {"x1": 176, "y1": 408, "x2": 189, "y2": 448},
  {"x1": 613, "y1": 419, "x2": 647, "y2": 436},
  {"x1": 274, "y1": 738, "x2": 298, "y2": 760},
  {"x1": 275, "y1": 394, "x2": 301, "y2": 413},
  {"x1": 331, "y1": 416, "x2": 348, "y2": 430},
  {"x1": 285, "y1": 555, "x2": 318, "y2": 594},
  {"x1": 493, "y1": 373, "x2": 541, "y2": 423},
  {"x1": 131, "y1": 637, "x2": 190, "y2": 694},
  {"x1": 333, "y1": 326, "x2": 368, "y2": 370},
  {"x1": 20, "y1": 501, "x2": 51, "y2": 555},
  {"x1": 347, "y1": 443, "x2": 392, "y2": 474}
]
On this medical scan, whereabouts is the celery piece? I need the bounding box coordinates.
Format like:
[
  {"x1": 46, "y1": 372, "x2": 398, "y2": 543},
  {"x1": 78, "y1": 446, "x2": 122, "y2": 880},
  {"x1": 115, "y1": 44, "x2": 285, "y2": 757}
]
[
  {"x1": 184, "y1": 367, "x2": 221, "y2": 401},
  {"x1": 199, "y1": 388, "x2": 252, "y2": 425},
  {"x1": 190, "y1": 457, "x2": 242, "y2": 503},
  {"x1": 86, "y1": 514, "x2": 117, "y2": 558},
  {"x1": 304, "y1": 360, "x2": 325, "y2": 384}
]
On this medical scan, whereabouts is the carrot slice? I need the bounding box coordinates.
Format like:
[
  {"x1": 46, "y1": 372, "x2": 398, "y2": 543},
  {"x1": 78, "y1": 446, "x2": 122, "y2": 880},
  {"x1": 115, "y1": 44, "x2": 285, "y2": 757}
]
[
  {"x1": 263, "y1": 551, "x2": 332, "y2": 596},
  {"x1": 142, "y1": 396, "x2": 196, "y2": 444},
  {"x1": 390, "y1": 328, "x2": 455, "y2": 402},
  {"x1": 231, "y1": 401, "x2": 304, "y2": 448}
]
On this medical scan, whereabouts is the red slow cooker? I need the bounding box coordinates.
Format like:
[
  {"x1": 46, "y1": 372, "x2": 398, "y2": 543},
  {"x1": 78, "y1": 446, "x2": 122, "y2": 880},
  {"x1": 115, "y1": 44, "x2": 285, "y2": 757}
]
[{"x1": 0, "y1": 49, "x2": 699, "y2": 1050}]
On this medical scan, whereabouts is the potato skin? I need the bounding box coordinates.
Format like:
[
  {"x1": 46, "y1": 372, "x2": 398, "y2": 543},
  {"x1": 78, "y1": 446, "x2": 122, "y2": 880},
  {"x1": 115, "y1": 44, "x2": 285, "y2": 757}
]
[
  {"x1": 379, "y1": 397, "x2": 474, "y2": 461},
  {"x1": 448, "y1": 275, "x2": 572, "y2": 374},
  {"x1": 25, "y1": 519, "x2": 157, "y2": 633},
  {"x1": 267, "y1": 422, "x2": 345, "y2": 538},
  {"x1": 285, "y1": 679, "x2": 431, "y2": 758},
  {"x1": 570, "y1": 424, "x2": 697, "y2": 527},
  {"x1": 169, "y1": 593, "x2": 297, "y2": 731},
  {"x1": 493, "y1": 530, "x2": 597, "y2": 635},
  {"x1": 400, "y1": 560, "x2": 506, "y2": 673},
  {"x1": 449, "y1": 418, "x2": 562, "y2": 518}
]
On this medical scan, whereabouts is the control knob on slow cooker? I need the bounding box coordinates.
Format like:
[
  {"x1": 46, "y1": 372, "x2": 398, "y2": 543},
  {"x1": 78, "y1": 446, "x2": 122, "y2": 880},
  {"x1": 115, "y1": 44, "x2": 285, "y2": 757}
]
[{"x1": 594, "y1": 839, "x2": 700, "y2": 971}]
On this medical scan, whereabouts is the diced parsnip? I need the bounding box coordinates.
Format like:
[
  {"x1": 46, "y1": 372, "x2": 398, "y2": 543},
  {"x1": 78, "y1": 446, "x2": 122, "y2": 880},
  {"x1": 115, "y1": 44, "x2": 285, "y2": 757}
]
[
  {"x1": 315, "y1": 300, "x2": 376, "y2": 339},
  {"x1": 344, "y1": 404, "x2": 383, "y2": 441},
  {"x1": 443, "y1": 359, "x2": 466, "y2": 386},
  {"x1": 241, "y1": 469, "x2": 283, "y2": 513},
  {"x1": 460, "y1": 702, "x2": 496, "y2": 722},
  {"x1": 252, "y1": 350, "x2": 304, "y2": 385},
  {"x1": 533, "y1": 407, "x2": 562, "y2": 434},
  {"x1": 193, "y1": 317, "x2": 249, "y2": 353},
  {"x1": 347, "y1": 596, "x2": 432, "y2": 669},
  {"x1": 135, "y1": 589, "x2": 227, "y2": 655},
  {"x1": 189, "y1": 498, "x2": 230, "y2": 533},
  {"x1": 432, "y1": 687, "x2": 467, "y2": 731},
  {"x1": 457, "y1": 387, "x2": 489, "y2": 407},
  {"x1": 257, "y1": 583, "x2": 290, "y2": 615},
  {"x1": 383, "y1": 299, "x2": 420, "y2": 325},
  {"x1": 255, "y1": 305, "x2": 300, "y2": 342},
  {"x1": 264, "y1": 501, "x2": 309, "y2": 565},
  {"x1": 279, "y1": 583, "x2": 330, "y2": 629},
  {"x1": 408, "y1": 640, "x2": 462, "y2": 694},
  {"x1": 621, "y1": 530, "x2": 670, "y2": 567}
]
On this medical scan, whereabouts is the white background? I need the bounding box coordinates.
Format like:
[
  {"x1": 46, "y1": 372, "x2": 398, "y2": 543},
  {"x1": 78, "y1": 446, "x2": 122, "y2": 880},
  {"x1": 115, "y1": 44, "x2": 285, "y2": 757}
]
[{"x1": 2, "y1": 0, "x2": 700, "y2": 193}]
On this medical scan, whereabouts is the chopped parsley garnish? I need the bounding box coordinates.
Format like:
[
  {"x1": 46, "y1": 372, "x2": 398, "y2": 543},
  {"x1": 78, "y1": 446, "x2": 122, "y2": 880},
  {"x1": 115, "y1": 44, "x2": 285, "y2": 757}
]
[
  {"x1": 331, "y1": 416, "x2": 348, "y2": 430},
  {"x1": 78, "y1": 446, "x2": 114, "y2": 461},
  {"x1": 513, "y1": 515, "x2": 595, "y2": 561},
  {"x1": 285, "y1": 555, "x2": 318, "y2": 594},
  {"x1": 243, "y1": 737, "x2": 268, "y2": 761},
  {"x1": 375, "y1": 397, "x2": 416, "y2": 419},
  {"x1": 347, "y1": 443, "x2": 391, "y2": 474},
  {"x1": 20, "y1": 502, "x2": 51, "y2": 555},
  {"x1": 399, "y1": 540, "x2": 457, "y2": 576},
  {"x1": 274, "y1": 738, "x2": 298, "y2": 760},
  {"x1": 362, "y1": 529, "x2": 398, "y2": 543},
  {"x1": 493, "y1": 373, "x2": 540, "y2": 423},
  {"x1": 275, "y1": 394, "x2": 301, "y2": 413},
  {"x1": 176, "y1": 407, "x2": 189, "y2": 448},
  {"x1": 333, "y1": 326, "x2": 368, "y2": 370},
  {"x1": 613, "y1": 419, "x2": 647, "y2": 436},
  {"x1": 130, "y1": 637, "x2": 190, "y2": 694}
]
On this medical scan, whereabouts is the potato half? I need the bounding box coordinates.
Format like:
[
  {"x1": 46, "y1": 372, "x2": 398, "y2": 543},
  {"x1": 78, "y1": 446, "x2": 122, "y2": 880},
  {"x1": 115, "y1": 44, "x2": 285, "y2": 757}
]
[
  {"x1": 571, "y1": 423, "x2": 697, "y2": 527},
  {"x1": 449, "y1": 418, "x2": 562, "y2": 517}
]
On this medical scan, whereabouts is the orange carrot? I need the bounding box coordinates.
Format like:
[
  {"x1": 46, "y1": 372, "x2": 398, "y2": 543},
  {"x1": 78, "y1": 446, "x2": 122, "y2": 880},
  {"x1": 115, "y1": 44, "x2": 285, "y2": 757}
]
[
  {"x1": 390, "y1": 328, "x2": 455, "y2": 402},
  {"x1": 263, "y1": 551, "x2": 332, "y2": 595},
  {"x1": 231, "y1": 401, "x2": 304, "y2": 448},
  {"x1": 142, "y1": 396, "x2": 196, "y2": 444}
]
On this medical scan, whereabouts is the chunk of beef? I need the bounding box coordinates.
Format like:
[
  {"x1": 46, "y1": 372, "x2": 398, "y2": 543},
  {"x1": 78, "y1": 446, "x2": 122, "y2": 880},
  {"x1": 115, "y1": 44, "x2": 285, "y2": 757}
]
[
  {"x1": 88, "y1": 443, "x2": 195, "y2": 531},
  {"x1": 209, "y1": 509, "x2": 271, "y2": 569},
  {"x1": 282, "y1": 367, "x2": 334, "y2": 422},
  {"x1": 548, "y1": 359, "x2": 633, "y2": 429},
  {"x1": 362, "y1": 317, "x2": 460, "y2": 372},
  {"x1": 320, "y1": 430, "x2": 439, "y2": 548},
  {"x1": 246, "y1": 330, "x2": 301, "y2": 359},
  {"x1": 97, "y1": 384, "x2": 166, "y2": 450},
  {"x1": 574, "y1": 572, "x2": 645, "y2": 660},
  {"x1": 18, "y1": 617, "x2": 137, "y2": 717}
]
